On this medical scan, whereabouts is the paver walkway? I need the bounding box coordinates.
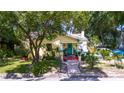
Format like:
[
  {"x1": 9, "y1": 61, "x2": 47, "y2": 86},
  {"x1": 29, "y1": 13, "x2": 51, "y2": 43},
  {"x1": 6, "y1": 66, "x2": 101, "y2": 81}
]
[{"x1": 61, "y1": 60, "x2": 81, "y2": 76}]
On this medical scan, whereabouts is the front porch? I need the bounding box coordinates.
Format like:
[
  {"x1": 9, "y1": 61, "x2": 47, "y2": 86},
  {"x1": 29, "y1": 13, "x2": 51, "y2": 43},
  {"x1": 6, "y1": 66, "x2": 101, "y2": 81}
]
[
  {"x1": 42, "y1": 35, "x2": 87, "y2": 62},
  {"x1": 59, "y1": 43, "x2": 81, "y2": 62},
  {"x1": 62, "y1": 43, "x2": 77, "y2": 56}
]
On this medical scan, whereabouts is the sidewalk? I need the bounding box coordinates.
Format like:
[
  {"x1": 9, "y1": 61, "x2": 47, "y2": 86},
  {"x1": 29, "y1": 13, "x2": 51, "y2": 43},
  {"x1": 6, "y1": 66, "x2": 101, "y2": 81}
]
[{"x1": 0, "y1": 72, "x2": 124, "y2": 81}]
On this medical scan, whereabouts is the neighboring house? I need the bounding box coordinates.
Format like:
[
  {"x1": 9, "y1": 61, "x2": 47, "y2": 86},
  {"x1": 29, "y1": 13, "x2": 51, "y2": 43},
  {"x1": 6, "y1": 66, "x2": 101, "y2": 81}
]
[{"x1": 28, "y1": 31, "x2": 88, "y2": 61}]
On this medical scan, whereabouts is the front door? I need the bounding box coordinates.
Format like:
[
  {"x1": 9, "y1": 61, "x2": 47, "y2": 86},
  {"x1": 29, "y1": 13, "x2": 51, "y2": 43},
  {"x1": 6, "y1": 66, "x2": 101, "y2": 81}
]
[{"x1": 67, "y1": 43, "x2": 72, "y2": 55}]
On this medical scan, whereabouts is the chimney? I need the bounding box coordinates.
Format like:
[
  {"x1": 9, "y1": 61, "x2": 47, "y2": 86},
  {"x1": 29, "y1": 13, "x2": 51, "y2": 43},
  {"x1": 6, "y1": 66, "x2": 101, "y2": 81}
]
[{"x1": 81, "y1": 31, "x2": 84, "y2": 38}]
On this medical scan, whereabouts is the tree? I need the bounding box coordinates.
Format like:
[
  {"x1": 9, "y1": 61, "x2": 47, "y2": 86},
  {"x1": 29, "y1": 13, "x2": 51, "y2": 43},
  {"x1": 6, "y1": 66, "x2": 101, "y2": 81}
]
[
  {"x1": 86, "y1": 11, "x2": 119, "y2": 49},
  {"x1": 60, "y1": 11, "x2": 90, "y2": 34},
  {"x1": 0, "y1": 11, "x2": 90, "y2": 64},
  {"x1": 13, "y1": 11, "x2": 90, "y2": 64},
  {"x1": 11, "y1": 12, "x2": 65, "y2": 64},
  {"x1": 0, "y1": 12, "x2": 20, "y2": 51}
]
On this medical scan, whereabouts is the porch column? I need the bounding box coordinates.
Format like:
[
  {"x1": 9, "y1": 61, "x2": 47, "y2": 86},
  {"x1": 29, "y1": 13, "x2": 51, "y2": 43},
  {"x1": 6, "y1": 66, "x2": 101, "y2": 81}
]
[
  {"x1": 77, "y1": 43, "x2": 82, "y2": 62},
  {"x1": 78, "y1": 55, "x2": 81, "y2": 62},
  {"x1": 60, "y1": 43, "x2": 64, "y2": 62}
]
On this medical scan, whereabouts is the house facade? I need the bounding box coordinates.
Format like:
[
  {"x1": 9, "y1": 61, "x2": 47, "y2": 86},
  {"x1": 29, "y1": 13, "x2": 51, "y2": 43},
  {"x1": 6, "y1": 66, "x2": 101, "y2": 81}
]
[
  {"x1": 40, "y1": 31, "x2": 88, "y2": 61},
  {"x1": 27, "y1": 31, "x2": 88, "y2": 61}
]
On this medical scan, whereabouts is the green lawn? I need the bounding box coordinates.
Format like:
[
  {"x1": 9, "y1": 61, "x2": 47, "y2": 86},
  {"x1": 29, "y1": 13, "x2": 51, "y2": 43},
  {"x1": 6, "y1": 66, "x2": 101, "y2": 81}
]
[{"x1": 0, "y1": 59, "x2": 31, "y2": 73}]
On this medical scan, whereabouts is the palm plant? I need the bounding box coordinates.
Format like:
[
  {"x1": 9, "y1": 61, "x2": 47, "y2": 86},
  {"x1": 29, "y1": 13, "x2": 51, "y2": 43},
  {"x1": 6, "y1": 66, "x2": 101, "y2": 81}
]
[{"x1": 85, "y1": 52, "x2": 98, "y2": 69}]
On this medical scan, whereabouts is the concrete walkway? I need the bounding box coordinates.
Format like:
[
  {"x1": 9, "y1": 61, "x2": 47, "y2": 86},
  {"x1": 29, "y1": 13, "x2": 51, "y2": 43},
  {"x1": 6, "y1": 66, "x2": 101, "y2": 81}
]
[{"x1": 61, "y1": 60, "x2": 81, "y2": 75}]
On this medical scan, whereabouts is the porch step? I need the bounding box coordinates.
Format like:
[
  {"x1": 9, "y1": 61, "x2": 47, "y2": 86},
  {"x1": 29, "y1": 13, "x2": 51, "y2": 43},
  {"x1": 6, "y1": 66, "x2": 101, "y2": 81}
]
[{"x1": 67, "y1": 64, "x2": 81, "y2": 74}]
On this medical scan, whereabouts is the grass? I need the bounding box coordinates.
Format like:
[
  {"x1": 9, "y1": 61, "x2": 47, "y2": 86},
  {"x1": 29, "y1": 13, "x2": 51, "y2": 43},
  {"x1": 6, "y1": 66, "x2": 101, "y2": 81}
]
[
  {"x1": 0, "y1": 59, "x2": 31, "y2": 73},
  {"x1": 0, "y1": 58, "x2": 59, "y2": 74}
]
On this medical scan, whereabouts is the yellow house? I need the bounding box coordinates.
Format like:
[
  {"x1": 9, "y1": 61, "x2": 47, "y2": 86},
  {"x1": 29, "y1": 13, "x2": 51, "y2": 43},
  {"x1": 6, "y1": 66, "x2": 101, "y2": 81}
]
[{"x1": 28, "y1": 31, "x2": 88, "y2": 61}]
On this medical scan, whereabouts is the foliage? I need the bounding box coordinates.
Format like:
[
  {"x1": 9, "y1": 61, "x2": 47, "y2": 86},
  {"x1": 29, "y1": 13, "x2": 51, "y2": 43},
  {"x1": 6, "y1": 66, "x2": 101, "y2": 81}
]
[
  {"x1": 5, "y1": 50, "x2": 14, "y2": 57},
  {"x1": 89, "y1": 35, "x2": 100, "y2": 47},
  {"x1": 112, "y1": 53, "x2": 123, "y2": 60},
  {"x1": 0, "y1": 49, "x2": 14, "y2": 61},
  {"x1": 104, "y1": 56, "x2": 112, "y2": 61},
  {"x1": 86, "y1": 11, "x2": 119, "y2": 48},
  {"x1": 0, "y1": 12, "x2": 60, "y2": 63},
  {"x1": 32, "y1": 59, "x2": 59, "y2": 77},
  {"x1": 84, "y1": 52, "x2": 98, "y2": 69},
  {"x1": 0, "y1": 12, "x2": 21, "y2": 51},
  {"x1": 60, "y1": 11, "x2": 90, "y2": 33},
  {"x1": 81, "y1": 53, "x2": 87, "y2": 61},
  {"x1": 0, "y1": 11, "x2": 90, "y2": 63},
  {"x1": 14, "y1": 12, "x2": 66, "y2": 63},
  {"x1": 0, "y1": 50, "x2": 7, "y2": 61},
  {"x1": 98, "y1": 49, "x2": 111, "y2": 59},
  {"x1": 15, "y1": 48, "x2": 29, "y2": 57},
  {"x1": 1, "y1": 11, "x2": 124, "y2": 63}
]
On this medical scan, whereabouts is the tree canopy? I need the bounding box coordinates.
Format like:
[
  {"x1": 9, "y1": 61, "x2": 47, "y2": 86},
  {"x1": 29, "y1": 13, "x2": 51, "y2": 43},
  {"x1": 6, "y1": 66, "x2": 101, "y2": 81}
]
[
  {"x1": 1, "y1": 11, "x2": 124, "y2": 63},
  {"x1": 86, "y1": 11, "x2": 124, "y2": 49}
]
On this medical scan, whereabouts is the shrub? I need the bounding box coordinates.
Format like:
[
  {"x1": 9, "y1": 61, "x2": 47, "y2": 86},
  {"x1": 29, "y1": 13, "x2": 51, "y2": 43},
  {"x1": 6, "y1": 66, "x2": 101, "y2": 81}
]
[
  {"x1": 32, "y1": 59, "x2": 59, "y2": 77},
  {"x1": 105, "y1": 56, "x2": 112, "y2": 61},
  {"x1": 112, "y1": 53, "x2": 122, "y2": 61},
  {"x1": 99, "y1": 49, "x2": 111, "y2": 59},
  {"x1": 0, "y1": 49, "x2": 14, "y2": 57},
  {"x1": 15, "y1": 48, "x2": 29, "y2": 57},
  {"x1": 81, "y1": 52, "x2": 87, "y2": 61},
  {"x1": 85, "y1": 53, "x2": 98, "y2": 69},
  {"x1": 5, "y1": 50, "x2": 14, "y2": 57},
  {"x1": 0, "y1": 50, "x2": 7, "y2": 61}
]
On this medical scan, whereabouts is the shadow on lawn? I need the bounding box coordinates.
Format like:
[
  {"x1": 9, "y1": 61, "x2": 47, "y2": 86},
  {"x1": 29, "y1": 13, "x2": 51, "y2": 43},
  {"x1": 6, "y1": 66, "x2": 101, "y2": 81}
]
[
  {"x1": 4, "y1": 64, "x2": 32, "y2": 79},
  {"x1": 6, "y1": 64, "x2": 31, "y2": 73},
  {"x1": 0, "y1": 60, "x2": 14, "y2": 67}
]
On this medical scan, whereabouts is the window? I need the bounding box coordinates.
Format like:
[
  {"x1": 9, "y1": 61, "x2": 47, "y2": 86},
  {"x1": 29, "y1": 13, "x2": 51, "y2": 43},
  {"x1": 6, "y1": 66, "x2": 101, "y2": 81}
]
[{"x1": 46, "y1": 44, "x2": 52, "y2": 51}]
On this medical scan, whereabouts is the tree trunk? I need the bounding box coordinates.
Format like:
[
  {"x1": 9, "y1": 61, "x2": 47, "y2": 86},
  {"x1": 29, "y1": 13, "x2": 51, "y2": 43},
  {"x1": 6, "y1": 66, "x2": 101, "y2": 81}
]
[
  {"x1": 32, "y1": 57, "x2": 39, "y2": 64},
  {"x1": 100, "y1": 31, "x2": 104, "y2": 45},
  {"x1": 32, "y1": 48, "x2": 40, "y2": 64}
]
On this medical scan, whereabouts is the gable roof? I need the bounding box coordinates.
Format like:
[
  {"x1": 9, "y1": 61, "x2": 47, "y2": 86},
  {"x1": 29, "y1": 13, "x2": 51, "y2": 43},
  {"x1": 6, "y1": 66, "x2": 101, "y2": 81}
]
[
  {"x1": 42, "y1": 31, "x2": 88, "y2": 44},
  {"x1": 67, "y1": 33, "x2": 88, "y2": 41},
  {"x1": 42, "y1": 35, "x2": 78, "y2": 44}
]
